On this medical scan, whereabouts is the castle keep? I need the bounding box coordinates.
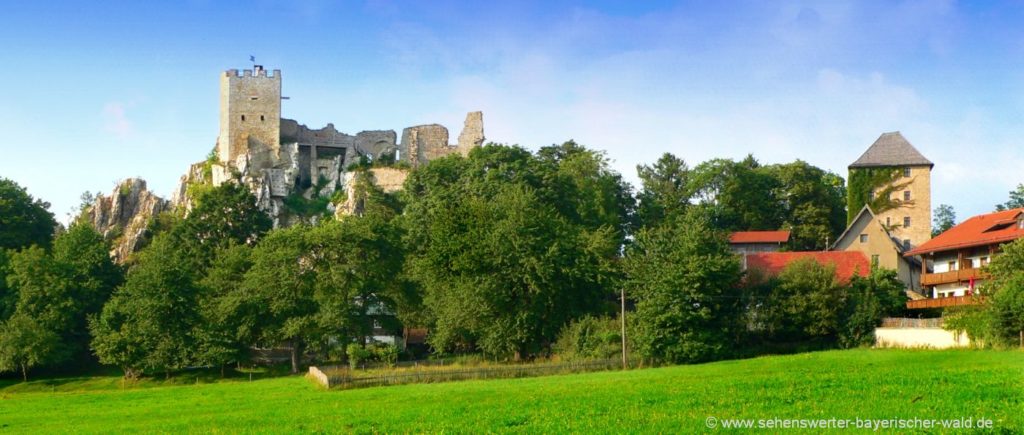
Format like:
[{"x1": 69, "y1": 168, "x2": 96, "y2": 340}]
[{"x1": 218, "y1": 67, "x2": 282, "y2": 164}]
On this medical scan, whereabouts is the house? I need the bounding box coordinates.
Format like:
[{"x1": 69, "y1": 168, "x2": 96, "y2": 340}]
[
  {"x1": 848, "y1": 132, "x2": 933, "y2": 250},
  {"x1": 903, "y1": 207, "x2": 1024, "y2": 308},
  {"x1": 831, "y1": 205, "x2": 922, "y2": 292},
  {"x1": 729, "y1": 231, "x2": 790, "y2": 254},
  {"x1": 743, "y1": 251, "x2": 871, "y2": 284}
]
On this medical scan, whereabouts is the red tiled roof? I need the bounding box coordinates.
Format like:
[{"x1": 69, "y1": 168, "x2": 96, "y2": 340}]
[
  {"x1": 905, "y1": 208, "x2": 1024, "y2": 256},
  {"x1": 729, "y1": 230, "x2": 791, "y2": 244},
  {"x1": 745, "y1": 251, "x2": 871, "y2": 283}
]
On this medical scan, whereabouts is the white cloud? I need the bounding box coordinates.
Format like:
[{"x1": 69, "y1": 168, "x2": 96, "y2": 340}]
[{"x1": 102, "y1": 102, "x2": 133, "y2": 139}]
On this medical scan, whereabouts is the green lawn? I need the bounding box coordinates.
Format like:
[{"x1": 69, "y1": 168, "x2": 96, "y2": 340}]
[{"x1": 0, "y1": 349, "x2": 1021, "y2": 433}]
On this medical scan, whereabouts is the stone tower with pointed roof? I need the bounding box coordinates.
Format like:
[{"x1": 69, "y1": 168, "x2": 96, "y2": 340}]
[{"x1": 848, "y1": 131, "x2": 933, "y2": 249}]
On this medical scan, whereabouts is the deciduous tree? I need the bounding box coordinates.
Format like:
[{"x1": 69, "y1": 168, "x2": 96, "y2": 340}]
[
  {"x1": 0, "y1": 313, "x2": 63, "y2": 381},
  {"x1": 626, "y1": 209, "x2": 743, "y2": 363},
  {"x1": 0, "y1": 178, "x2": 57, "y2": 251}
]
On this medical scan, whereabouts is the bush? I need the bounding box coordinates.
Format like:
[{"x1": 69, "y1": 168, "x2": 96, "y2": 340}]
[
  {"x1": 553, "y1": 316, "x2": 623, "y2": 361},
  {"x1": 372, "y1": 344, "x2": 399, "y2": 368},
  {"x1": 838, "y1": 268, "x2": 907, "y2": 348},
  {"x1": 346, "y1": 343, "x2": 372, "y2": 370}
]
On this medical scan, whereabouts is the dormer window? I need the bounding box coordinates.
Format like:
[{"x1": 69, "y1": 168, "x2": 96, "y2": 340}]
[{"x1": 904, "y1": 167, "x2": 911, "y2": 177}]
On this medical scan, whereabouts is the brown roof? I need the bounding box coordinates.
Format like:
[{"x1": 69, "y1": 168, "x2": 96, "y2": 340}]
[
  {"x1": 729, "y1": 231, "x2": 791, "y2": 244},
  {"x1": 745, "y1": 251, "x2": 871, "y2": 283},
  {"x1": 849, "y1": 132, "x2": 933, "y2": 168},
  {"x1": 905, "y1": 208, "x2": 1024, "y2": 256}
]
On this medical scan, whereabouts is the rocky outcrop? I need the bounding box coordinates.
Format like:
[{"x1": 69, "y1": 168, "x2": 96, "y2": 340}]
[
  {"x1": 88, "y1": 178, "x2": 170, "y2": 262},
  {"x1": 171, "y1": 161, "x2": 208, "y2": 212}
]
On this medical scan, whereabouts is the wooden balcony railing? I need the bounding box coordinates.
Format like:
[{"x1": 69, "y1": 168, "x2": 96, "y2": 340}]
[
  {"x1": 921, "y1": 268, "x2": 989, "y2": 286},
  {"x1": 906, "y1": 295, "x2": 983, "y2": 310}
]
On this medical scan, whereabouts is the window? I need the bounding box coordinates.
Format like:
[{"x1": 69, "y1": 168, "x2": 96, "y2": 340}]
[
  {"x1": 240, "y1": 115, "x2": 246, "y2": 121},
  {"x1": 859, "y1": 234, "x2": 868, "y2": 243},
  {"x1": 903, "y1": 239, "x2": 911, "y2": 250},
  {"x1": 904, "y1": 167, "x2": 912, "y2": 177},
  {"x1": 250, "y1": 96, "x2": 259, "y2": 100},
  {"x1": 948, "y1": 261, "x2": 956, "y2": 271},
  {"x1": 904, "y1": 216, "x2": 911, "y2": 228},
  {"x1": 260, "y1": 115, "x2": 265, "y2": 121},
  {"x1": 903, "y1": 190, "x2": 911, "y2": 201},
  {"x1": 869, "y1": 190, "x2": 875, "y2": 200},
  {"x1": 886, "y1": 217, "x2": 891, "y2": 226},
  {"x1": 981, "y1": 257, "x2": 990, "y2": 267}
]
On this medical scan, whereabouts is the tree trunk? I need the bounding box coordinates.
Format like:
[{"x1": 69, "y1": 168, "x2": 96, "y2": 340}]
[
  {"x1": 21, "y1": 364, "x2": 27, "y2": 382},
  {"x1": 290, "y1": 340, "x2": 301, "y2": 374},
  {"x1": 221, "y1": 364, "x2": 226, "y2": 379}
]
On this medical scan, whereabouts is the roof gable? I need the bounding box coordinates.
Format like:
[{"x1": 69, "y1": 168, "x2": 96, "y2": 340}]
[
  {"x1": 832, "y1": 205, "x2": 905, "y2": 252},
  {"x1": 849, "y1": 132, "x2": 933, "y2": 168}
]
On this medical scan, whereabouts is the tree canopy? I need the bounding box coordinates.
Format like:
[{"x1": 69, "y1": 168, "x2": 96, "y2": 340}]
[
  {"x1": 402, "y1": 142, "x2": 631, "y2": 359},
  {"x1": 0, "y1": 178, "x2": 57, "y2": 251}
]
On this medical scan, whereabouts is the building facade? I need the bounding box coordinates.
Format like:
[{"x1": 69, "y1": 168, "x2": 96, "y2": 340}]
[{"x1": 905, "y1": 208, "x2": 1024, "y2": 303}]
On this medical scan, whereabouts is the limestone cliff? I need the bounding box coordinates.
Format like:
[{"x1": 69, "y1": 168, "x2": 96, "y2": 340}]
[{"x1": 87, "y1": 178, "x2": 170, "y2": 263}]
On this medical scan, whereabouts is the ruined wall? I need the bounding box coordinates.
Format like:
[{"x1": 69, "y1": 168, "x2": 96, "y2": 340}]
[
  {"x1": 400, "y1": 112, "x2": 485, "y2": 167},
  {"x1": 335, "y1": 168, "x2": 409, "y2": 217},
  {"x1": 457, "y1": 111, "x2": 485, "y2": 151}
]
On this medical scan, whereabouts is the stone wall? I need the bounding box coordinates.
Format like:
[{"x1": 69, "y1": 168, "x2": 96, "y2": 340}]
[
  {"x1": 457, "y1": 111, "x2": 485, "y2": 150},
  {"x1": 876, "y1": 165, "x2": 932, "y2": 249}
]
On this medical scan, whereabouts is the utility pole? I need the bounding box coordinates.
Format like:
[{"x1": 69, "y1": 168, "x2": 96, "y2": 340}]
[{"x1": 621, "y1": 287, "x2": 628, "y2": 369}]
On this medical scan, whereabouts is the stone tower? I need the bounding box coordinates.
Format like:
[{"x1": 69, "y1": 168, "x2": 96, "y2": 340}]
[
  {"x1": 848, "y1": 131, "x2": 933, "y2": 249},
  {"x1": 218, "y1": 66, "x2": 282, "y2": 164}
]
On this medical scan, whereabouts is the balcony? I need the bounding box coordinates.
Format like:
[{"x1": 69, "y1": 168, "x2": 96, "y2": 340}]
[
  {"x1": 907, "y1": 295, "x2": 983, "y2": 310},
  {"x1": 921, "y1": 268, "x2": 989, "y2": 286}
]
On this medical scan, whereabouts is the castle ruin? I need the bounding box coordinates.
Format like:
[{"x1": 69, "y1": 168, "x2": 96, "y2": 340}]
[
  {"x1": 90, "y1": 67, "x2": 486, "y2": 262},
  {"x1": 199, "y1": 65, "x2": 485, "y2": 226}
]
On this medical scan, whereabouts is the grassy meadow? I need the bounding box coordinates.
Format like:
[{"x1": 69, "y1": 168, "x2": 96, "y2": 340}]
[{"x1": 0, "y1": 349, "x2": 1021, "y2": 433}]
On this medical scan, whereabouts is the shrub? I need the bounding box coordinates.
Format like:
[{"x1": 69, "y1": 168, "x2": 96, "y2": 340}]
[
  {"x1": 553, "y1": 316, "x2": 623, "y2": 361},
  {"x1": 372, "y1": 344, "x2": 399, "y2": 368},
  {"x1": 346, "y1": 343, "x2": 372, "y2": 370}
]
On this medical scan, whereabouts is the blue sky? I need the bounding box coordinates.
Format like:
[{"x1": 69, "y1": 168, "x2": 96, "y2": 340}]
[{"x1": 2, "y1": 0, "x2": 1023, "y2": 223}]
